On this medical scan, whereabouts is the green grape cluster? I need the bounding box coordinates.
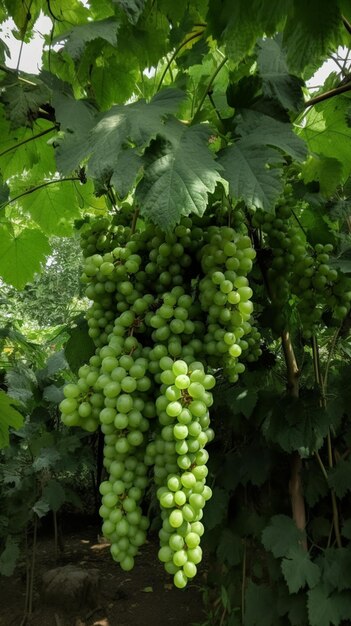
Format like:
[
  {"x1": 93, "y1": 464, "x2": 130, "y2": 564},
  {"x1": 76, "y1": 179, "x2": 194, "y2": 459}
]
[
  {"x1": 60, "y1": 211, "x2": 260, "y2": 587},
  {"x1": 291, "y1": 243, "x2": 351, "y2": 335},
  {"x1": 198, "y1": 228, "x2": 261, "y2": 381},
  {"x1": 253, "y1": 204, "x2": 351, "y2": 337}
]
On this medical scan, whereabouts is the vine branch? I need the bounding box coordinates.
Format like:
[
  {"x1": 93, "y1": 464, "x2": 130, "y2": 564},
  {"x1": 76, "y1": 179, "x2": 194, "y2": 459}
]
[
  {"x1": 304, "y1": 81, "x2": 351, "y2": 108},
  {"x1": 193, "y1": 56, "x2": 228, "y2": 120},
  {"x1": 342, "y1": 15, "x2": 351, "y2": 36},
  {"x1": 0, "y1": 63, "x2": 37, "y2": 86},
  {"x1": 131, "y1": 207, "x2": 140, "y2": 234},
  {"x1": 0, "y1": 125, "x2": 58, "y2": 159},
  {"x1": 156, "y1": 30, "x2": 204, "y2": 92},
  {"x1": 0, "y1": 177, "x2": 82, "y2": 210}
]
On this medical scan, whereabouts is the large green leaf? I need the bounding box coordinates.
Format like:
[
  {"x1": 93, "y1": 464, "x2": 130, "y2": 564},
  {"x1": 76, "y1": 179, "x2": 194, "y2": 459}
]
[
  {"x1": 136, "y1": 119, "x2": 222, "y2": 229},
  {"x1": 300, "y1": 95, "x2": 351, "y2": 180},
  {"x1": 328, "y1": 459, "x2": 351, "y2": 498},
  {"x1": 322, "y1": 548, "x2": 351, "y2": 592},
  {"x1": 307, "y1": 585, "x2": 349, "y2": 626},
  {"x1": 257, "y1": 37, "x2": 304, "y2": 112},
  {"x1": 216, "y1": 529, "x2": 242, "y2": 567},
  {"x1": 53, "y1": 17, "x2": 120, "y2": 60},
  {"x1": 0, "y1": 390, "x2": 24, "y2": 449},
  {"x1": 0, "y1": 116, "x2": 56, "y2": 180},
  {"x1": 283, "y1": 0, "x2": 342, "y2": 75},
  {"x1": 5, "y1": 367, "x2": 36, "y2": 404},
  {"x1": 220, "y1": 140, "x2": 283, "y2": 211},
  {"x1": 114, "y1": 0, "x2": 147, "y2": 24},
  {"x1": 64, "y1": 318, "x2": 96, "y2": 373},
  {"x1": 0, "y1": 77, "x2": 51, "y2": 129},
  {"x1": 281, "y1": 547, "x2": 321, "y2": 593},
  {"x1": 201, "y1": 487, "x2": 229, "y2": 531},
  {"x1": 17, "y1": 178, "x2": 83, "y2": 236},
  {"x1": 207, "y1": 0, "x2": 264, "y2": 65},
  {"x1": 90, "y1": 58, "x2": 139, "y2": 109},
  {"x1": 237, "y1": 110, "x2": 307, "y2": 162},
  {"x1": 42, "y1": 479, "x2": 66, "y2": 512},
  {"x1": 301, "y1": 155, "x2": 344, "y2": 196},
  {"x1": 244, "y1": 582, "x2": 279, "y2": 626},
  {"x1": 0, "y1": 225, "x2": 51, "y2": 289},
  {"x1": 52, "y1": 89, "x2": 97, "y2": 134},
  {"x1": 220, "y1": 109, "x2": 306, "y2": 211},
  {"x1": 262, "y1": 515, "x2": 305, "y2": 558},
  {"x1": 0, "y1": 536, "x2": 20, "y2": 576},
  {"x1": 56, "y1": 88, "x2": 185, "y2": 186}
]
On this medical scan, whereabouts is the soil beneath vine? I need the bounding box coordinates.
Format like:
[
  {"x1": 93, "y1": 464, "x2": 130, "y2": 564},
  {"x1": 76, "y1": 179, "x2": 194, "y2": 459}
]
[{"x1": 0, "y1": 521, "x2": 206, "y2": 626}]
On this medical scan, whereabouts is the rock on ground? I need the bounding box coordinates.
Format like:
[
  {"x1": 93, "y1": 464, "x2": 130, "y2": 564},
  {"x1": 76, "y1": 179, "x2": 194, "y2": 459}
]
[{"x1": 41, "y1": 565, "x2": 100, "y2": 610}]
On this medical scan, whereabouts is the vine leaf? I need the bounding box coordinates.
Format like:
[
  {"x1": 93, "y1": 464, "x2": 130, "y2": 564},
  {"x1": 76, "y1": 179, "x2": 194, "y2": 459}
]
[
  {"x1": 45, "y1": 351, "x2": 69, "y2": 378},
  {"x1": 217, "y1": 529, "x2": 242, "y2": 567},
  {"x1": 0, "y1": 536, "x2": 20, "y2": 576},
  {"x1": 265, "y1": 395, "x2": 331, "y2": 453},
  {"x1": 307, "y1": 585, "x2": 351, "y2": 626},
  {"x1": 0, "y1": 390, "x2": 24, "y2": 449},
  {"x1": 53, "y1": 18, "x2": 120, "y2": 60},
  {"x1": 202, "y1": 487, "x2": 229, "y2": 531},
  {"x1": 236, "y1": 110, "x2": 307, "y2": 162},
  {"x1": 136, "y1": 119, "x2": 222, "y2": 229},
  {"x1": 257, "y1": 37, "x2": 304, "y2": 112},
  {"x1": 244, "y1": 582, "x2": 278, "y2": 626},
  {"x1": 322, "y1": 548, "x2": 351, "y2": 592},
  {"x1": 262, "y1": 515, "x2": 305, "y2": 558},
  {"x1": 300, "y1": 95, "x2": 351, "y2": 181},
  {"x1": 283, "y1": 0, "x2": 342, "y2": 74},
  {"x1": 0, "y1": 226, "x2": 51, "y2": 289},
  {"x1": 281, "y1": 547, "x2": 321, "y2": 593},
  {"x1": 32, "y1": 448, "x2": 62, "y2": 472},
  {"x1": 52, "y1": 89, "x2": 97, "y2": 135},
  {"x1": 0, "y1": 78, "x2": 51, "y2": 128},
  {"x1": 32, "y1": 498, "x2": 51, "y2": 518},
  {"x1": 342, "y1": 520, "x2": 351, "y2": 540},
  {"x1": 0, "y1": 118, "x2": 56, "y2": 180},
  {"x1": 114, "y1": 0, "x2": 147, "y2": 24},
  {"x1": 18, "y1": 178, "x2": 82, "y2": 236},
  {"x1": 42, "y1": 479, "x2": 66, "y2": 512},
  {"x1": 56, "y1": 88, "x2": 185, "y2": 198},
  {"x1": 230, "y1": 386, "x2": 258, "y2": 418},
  {"x1": 64, "y1": 317, "x2": 96, "y2": 373},
  {"x1": 328, "y1": 459, "x2": 351, "y2": 498},
  {"x1": 220, "y1": 109, "x2": 306, "y2": 211},
  {"x1": 208, "y1": 0, "x2": 264, "y2": 65},
  {"x1": 302, "y1": 156, "x2": 343, "y2": 196},
  {"x1": 5, "y1": 367, "x2": 36, "y2": 404},
  {"x1": 220, "y1": 141, "x2": 283, "y2": 211}
]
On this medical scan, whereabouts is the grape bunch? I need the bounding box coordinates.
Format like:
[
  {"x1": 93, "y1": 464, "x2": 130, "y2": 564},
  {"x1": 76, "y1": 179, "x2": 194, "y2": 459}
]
[
  {"x1": 60, "y1": 210, "x2": 260, "y2": 587},
  {"x1": 253, "y1": 204, "x2": 351, "y2": 337}
]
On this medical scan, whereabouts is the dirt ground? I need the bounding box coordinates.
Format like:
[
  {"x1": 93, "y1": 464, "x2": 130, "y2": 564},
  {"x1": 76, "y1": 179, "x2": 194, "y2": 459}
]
[{"x1": 0, "y1": 523, "x2": 206, "y2": 626}]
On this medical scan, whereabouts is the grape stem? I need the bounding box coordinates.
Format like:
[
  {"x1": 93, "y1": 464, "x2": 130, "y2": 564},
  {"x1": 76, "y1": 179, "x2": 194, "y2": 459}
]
[
  {"x1": 131, "y1": 207, "x2": 140, "y2": 234},
  {"x1": 156, "y1": 30, "x2": 205, "y2": 92},
  {"x1": 290, "y1": 208, "x2": 308, "y2": 239},
  {"x1": 193, "y1": 56, "x2": 228, "y2": 120}
]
